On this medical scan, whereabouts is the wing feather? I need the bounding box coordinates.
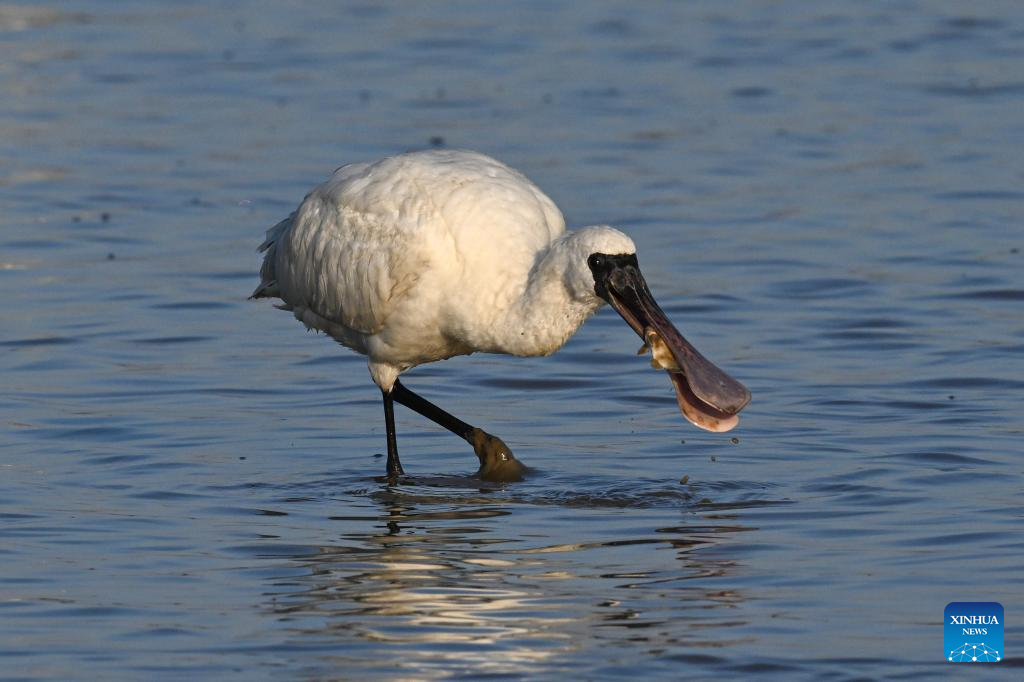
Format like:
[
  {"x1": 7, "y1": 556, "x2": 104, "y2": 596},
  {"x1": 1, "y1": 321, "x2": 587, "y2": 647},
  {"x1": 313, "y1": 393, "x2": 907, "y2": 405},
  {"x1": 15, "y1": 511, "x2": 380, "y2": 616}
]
[{"x1": 267, "y1": 169, "x2": 429, "y2": 337}]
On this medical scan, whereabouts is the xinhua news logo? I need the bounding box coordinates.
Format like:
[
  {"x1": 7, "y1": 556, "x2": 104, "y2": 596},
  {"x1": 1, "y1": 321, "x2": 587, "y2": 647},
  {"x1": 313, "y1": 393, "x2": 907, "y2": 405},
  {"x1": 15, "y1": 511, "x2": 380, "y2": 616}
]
[{"x1": 945, "y1": 602, "x2": 1003, "y2": 663}]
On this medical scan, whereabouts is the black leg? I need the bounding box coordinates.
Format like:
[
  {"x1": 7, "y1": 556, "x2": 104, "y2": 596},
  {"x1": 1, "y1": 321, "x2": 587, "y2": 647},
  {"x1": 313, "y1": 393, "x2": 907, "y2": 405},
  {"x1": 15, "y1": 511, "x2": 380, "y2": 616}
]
[
  {"x1": 391, "y1": 379, "x2": 474, "y2": 441},
  {"x1": 391, "y1": 379, "x2": 526, "y2": 482},
  {"x1": 382, "y1": 387, "x2": 403, "y2": 482}
]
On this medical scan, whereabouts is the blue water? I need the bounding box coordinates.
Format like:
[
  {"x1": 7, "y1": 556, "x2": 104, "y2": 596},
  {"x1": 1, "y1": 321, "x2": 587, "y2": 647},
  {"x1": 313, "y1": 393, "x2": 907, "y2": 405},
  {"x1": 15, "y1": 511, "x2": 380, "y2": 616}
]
[{"x1": 2, "y1": 1, "x2": 1022, "y2": 679}]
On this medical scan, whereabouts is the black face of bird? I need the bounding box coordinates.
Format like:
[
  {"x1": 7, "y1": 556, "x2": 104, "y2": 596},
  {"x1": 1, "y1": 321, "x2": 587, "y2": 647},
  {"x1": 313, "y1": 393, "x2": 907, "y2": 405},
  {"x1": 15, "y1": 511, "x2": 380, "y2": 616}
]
[{"x1": 587, "y1": 252, "x2": 752, "y2": 419}]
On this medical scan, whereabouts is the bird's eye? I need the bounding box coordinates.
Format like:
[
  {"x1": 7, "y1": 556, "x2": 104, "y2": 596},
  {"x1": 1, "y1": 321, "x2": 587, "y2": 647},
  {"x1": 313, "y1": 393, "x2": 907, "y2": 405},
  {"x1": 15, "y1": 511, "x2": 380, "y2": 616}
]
[{"x1": 588, "y1": 254, "x2": 604, "y2": 270}]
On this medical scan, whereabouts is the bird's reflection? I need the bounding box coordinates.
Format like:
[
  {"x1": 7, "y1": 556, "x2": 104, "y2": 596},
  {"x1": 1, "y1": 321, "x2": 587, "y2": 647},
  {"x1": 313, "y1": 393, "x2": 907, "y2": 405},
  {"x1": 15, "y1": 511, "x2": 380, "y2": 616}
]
[{"x1": 265, "y1": 487, "x2": 757, "y2": 675}]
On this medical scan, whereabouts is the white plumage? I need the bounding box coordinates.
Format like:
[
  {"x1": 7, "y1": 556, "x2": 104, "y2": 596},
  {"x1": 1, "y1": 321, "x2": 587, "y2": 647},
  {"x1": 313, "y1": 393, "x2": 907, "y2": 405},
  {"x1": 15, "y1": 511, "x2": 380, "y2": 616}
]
[
  {"x1": 255, "y1": 150, "x2": 634, "y2": 391},
  {"x1": 253, "y1": 149, "x2": 748, "y2": 482}
]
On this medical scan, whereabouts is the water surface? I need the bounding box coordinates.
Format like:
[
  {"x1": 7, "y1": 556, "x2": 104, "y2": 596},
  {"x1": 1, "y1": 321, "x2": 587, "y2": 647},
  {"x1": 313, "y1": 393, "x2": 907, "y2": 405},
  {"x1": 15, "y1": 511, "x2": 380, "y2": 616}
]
[{"x1": 2, "y1": 1, "x2": 1023, "y2": 679}]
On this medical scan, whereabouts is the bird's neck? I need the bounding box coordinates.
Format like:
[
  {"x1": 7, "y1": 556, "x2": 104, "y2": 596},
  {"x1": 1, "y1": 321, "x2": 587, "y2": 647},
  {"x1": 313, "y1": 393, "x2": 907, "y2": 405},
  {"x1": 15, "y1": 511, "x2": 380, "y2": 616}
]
[{"x1": 488, "y1": 237, "x2": 603, "y2": 357}]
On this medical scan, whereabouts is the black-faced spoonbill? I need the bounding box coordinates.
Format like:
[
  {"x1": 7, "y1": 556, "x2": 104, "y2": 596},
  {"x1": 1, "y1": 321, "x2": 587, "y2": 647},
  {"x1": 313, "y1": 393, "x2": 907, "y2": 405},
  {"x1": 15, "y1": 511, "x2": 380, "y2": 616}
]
[{"x1": 252, "y1": 150, "x2": 750, "y2": 482}]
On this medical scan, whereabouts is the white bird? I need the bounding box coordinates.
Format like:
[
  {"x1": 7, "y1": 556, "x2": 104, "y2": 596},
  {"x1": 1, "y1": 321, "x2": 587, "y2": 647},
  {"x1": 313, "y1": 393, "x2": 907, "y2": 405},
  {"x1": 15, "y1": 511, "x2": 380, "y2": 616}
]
[{"x1": 252, "y1": 150, "x2": 749, "y2": 482}]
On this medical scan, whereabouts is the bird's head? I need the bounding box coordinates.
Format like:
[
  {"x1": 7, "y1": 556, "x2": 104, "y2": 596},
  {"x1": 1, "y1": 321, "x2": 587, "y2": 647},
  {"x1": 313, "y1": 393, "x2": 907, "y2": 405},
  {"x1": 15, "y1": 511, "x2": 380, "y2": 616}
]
[
  {"x1": 572, "y1": 225, "x2": 751, "y2": 432},
  {"x1": 561, "y1": 225, "x2": 636, "y2": 302}
]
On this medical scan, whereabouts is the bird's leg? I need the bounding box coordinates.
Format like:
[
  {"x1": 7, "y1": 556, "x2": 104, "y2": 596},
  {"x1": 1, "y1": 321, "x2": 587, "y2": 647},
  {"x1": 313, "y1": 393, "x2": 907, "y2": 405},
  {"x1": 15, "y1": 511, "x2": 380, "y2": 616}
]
[
  {"x1": 381, "y1": 387, "x2": 404, "y2": 483},
  {"x1": 392, "y1": 379, "x2": 474, "y2": 440},
  {"x1": 391, "y1": 379, "x2": 525, "y2": 482}
]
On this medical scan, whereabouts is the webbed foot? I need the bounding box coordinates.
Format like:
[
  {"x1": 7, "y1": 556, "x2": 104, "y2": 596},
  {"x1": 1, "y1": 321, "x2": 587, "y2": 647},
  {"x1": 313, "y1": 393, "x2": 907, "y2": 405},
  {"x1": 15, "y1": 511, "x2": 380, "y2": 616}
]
[{"x1": 469, "y1": 428, "x2": 526, "y2": 482}]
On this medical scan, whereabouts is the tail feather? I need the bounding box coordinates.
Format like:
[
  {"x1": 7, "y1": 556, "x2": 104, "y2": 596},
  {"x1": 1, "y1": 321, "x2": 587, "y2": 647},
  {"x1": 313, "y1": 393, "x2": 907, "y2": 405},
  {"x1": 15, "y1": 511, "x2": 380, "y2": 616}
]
[{"x1": 250, "y1": 213, "x2": 293, "y2": 300}]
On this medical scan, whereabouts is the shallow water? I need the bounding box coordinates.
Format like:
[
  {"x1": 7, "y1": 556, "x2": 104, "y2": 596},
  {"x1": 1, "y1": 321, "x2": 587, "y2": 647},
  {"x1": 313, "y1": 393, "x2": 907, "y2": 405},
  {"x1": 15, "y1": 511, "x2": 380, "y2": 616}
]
[{"x1": 2, "y1": 1, "x2": 1023, "y2": 679}]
